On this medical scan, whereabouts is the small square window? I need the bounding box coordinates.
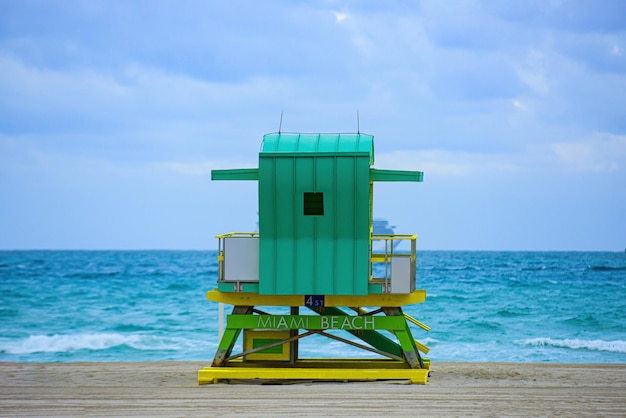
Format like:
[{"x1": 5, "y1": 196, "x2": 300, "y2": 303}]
[{"x1": 304, "y1": 192, "x2": 324, "y2": 216}]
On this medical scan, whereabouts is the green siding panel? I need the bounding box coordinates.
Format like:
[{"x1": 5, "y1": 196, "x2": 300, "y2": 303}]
[{"x1": 259, "y1": 154, "x2": 371, "y2": 296}]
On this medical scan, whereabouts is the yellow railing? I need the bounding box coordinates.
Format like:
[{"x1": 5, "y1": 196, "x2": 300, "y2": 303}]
[
  {"x1": 215, "y1": 231, "x2": 416, "y2": 293},
  {"x1": 215, "y1": 232, "x2": 259, "y2": 239},
  {"x1": 216, "y1": 232, "x2": 258, "y2": 282},
  {"x1": 370, "y1": 234, "x2": 417, "y2": 293}
]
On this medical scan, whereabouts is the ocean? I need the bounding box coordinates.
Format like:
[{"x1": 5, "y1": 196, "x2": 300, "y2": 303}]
[{"x1": 1, "y1": 250, "x2": 625, "y2": 363}]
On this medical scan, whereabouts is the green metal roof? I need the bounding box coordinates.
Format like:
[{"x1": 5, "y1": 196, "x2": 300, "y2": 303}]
[
  {"x1": 211, "y1": 168, "x2": 258, "y2": 181},
  {"x1": 211, "y1": 133, "x2": 425, "y2": 184},
  {"x1": 370, "y1": 168, "x2": 423, "y2": 182},
  {"x1": 262, "y1": 133, "x2": 374, "y2": 164}
]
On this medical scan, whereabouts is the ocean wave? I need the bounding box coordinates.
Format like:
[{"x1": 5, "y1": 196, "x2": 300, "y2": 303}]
[
  {"x1": 0, "y1": 308, "x2": 19, "y2": 318},
  {"x1": 426, "y1": 294, "x2": 470, "y2": 302},
  {"x1": 517, "y1": 338, "x2": 626, "y2": 354},
  {"x1": 587, "y1": 265, "x2": 626, "y2": 271},
  {"x1": 112, "y1": 324, "x2": 155, "y2": 332},
  {"x1": 496, "y1": 309, "x2": 529, "y2": 318},
  {"x1": 420, "y1": 337, "x2": 439, "y2": 345},
  {"x1": 166, "y1": 282, "x2": 194, "y2": 291},
  {"x1": 417, "y1": 265, "x2": 481, "y2": 272},
  {"x1": 562, "y1": 315, "x2": 601, "y2": 327},
  {"x1": 521, "y1": 266, "x2": 547, "y2": 271},
  {"x1": 63, "y1": 271, "x2": 122, "y2": 280},
  {"x1": 0, "y1": 333, "x2": 193, "y2": 355}
]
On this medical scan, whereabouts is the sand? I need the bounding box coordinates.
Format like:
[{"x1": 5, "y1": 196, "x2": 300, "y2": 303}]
[{"x1": 1, "y1": 362, "x2": 625, "y2": 417}]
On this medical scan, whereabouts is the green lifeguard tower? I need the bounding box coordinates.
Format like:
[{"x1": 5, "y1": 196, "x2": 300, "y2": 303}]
[{"x1": 198, "y1": 132, "x2": 431, "y2": 384}]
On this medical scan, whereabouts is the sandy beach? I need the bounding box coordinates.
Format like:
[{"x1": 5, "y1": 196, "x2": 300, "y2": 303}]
[{"x1": 1, "y1": 362, "x2": 625, "y2": 417}]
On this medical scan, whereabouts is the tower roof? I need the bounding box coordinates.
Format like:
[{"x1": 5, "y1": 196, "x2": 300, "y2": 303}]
[{"x1": 261, "y1": 133, "x2": 374, "y2": 164}]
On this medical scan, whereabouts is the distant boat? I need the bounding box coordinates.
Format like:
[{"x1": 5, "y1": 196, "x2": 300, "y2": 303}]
[
  {"x1": 372, "y1": 218, "x2": 401, "y2": 251},
  {"x1": 373, "y1": 218, "x2": 396, "y2": 235}
]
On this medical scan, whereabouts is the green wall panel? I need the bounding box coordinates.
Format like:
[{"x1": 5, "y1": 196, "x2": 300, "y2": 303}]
[{"x1": 259, "y1": 153, "x2": 371, "y2": 295}]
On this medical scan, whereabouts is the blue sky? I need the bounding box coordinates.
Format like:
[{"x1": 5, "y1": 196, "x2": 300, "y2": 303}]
[{"x1": 0, "y1": 0, "x2": 624, "y2": 250}]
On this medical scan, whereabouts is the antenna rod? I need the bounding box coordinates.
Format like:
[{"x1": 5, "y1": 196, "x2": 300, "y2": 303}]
[
  {"x1": 278, "y1": 111, "x2": 283, "y2": 133},
  {"x1": 357, "y1": 110, "x2": 360, "y2": 134}
]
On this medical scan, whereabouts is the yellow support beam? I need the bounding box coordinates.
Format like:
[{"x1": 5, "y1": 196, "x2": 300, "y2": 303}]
[
  {"x1": 370, "y1": 254, "x2": 388, "y2": 263},
  {"x1": 353, "y1": 308, "x2": 431, "y2": 354},
  {"x1": 221, "y1": 358, "x2": 431, "y2": 369},
  {"x1": 199, "y1": 360, "x2": 430, "y2": 385},
  {"x1": 215, "y1": 232, "x2": 259, "y2": 238},
  {"x1": 404, "y1": 313, "x2": 431, "y2": 331},
  {"x1": 414, "y1": 340, "x2": 430, "y2": 354},
  {"x1": 206, "y1": 289, "x2": 426, "y2": 307}
]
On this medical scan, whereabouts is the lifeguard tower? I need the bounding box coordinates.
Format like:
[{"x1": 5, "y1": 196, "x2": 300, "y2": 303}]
[{"x1": 198, "y1": 132, "x2": 431, "y2": 384}]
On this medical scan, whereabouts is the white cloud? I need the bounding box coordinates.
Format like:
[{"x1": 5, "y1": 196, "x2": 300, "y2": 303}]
[
  {"x1": 157, "y1": 158, "x2": 257, "y2": 177},
  {"x1": 332, "y1": 11, "x2": 349, "y2": 23},
  {"x1": 0, "y1": 53, "x2": 130, "y2": 115},
  {"x1": 0, "y1": 53, "x2": 295, "y2": 121},
  {"x1": 2, "y1": 1, "x2": 625, "y2": 250},
  {"x1": 375, "y1": 149, "x2": 519, "y2": 176},
  {"x1": 549, "y1": 134, "x2": 626, "y2": 172},
  {"x1": 515, "y1": 49, "x2": 550, "y2": 95},
  {"x1": 610, "y1": 43, "x2": 622, "y2": 56},
  {"x1": 375, "y1": 133, "x2": 626, "y2": 177},
  {"x1": 512, "y1": 99, "x2": 528, "y2": 111}
]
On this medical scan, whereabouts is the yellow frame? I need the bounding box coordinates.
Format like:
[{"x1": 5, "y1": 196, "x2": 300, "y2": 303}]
[
  {"x1": 199, "y1": 359, "x2": 431, "y2": 385},
  {"x1": 243, "y1": 330, "x2": 292, "y2": 361},
  {"x1": 206, "y1": 289, "x2": 426, "y2": 307}
]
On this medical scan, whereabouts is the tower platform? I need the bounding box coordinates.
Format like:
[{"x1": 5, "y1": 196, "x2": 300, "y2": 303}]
[{"x1": 199, "y1": 358, "x2": 430, "y2": 385}]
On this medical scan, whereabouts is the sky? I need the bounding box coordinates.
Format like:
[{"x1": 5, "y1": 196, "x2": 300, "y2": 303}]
[{"x1": 0, "y1": 0, "x2": 625, "y2": 251}]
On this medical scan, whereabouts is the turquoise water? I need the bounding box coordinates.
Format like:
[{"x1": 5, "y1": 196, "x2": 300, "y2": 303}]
[{"x1": 1, "y1": 251, "x2": 625, "y2": 363}]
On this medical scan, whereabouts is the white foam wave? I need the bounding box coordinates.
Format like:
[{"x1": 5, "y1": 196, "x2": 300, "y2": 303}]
[
  {"x1": 420, "y1": 337, "x2": 440, "y2": 345},
  {"x1": 518, "y1": 338, "x2": 626, "y2": 354},
  {"x1": 0, "y1": 333, "x2": 191, "y2": 355}
]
